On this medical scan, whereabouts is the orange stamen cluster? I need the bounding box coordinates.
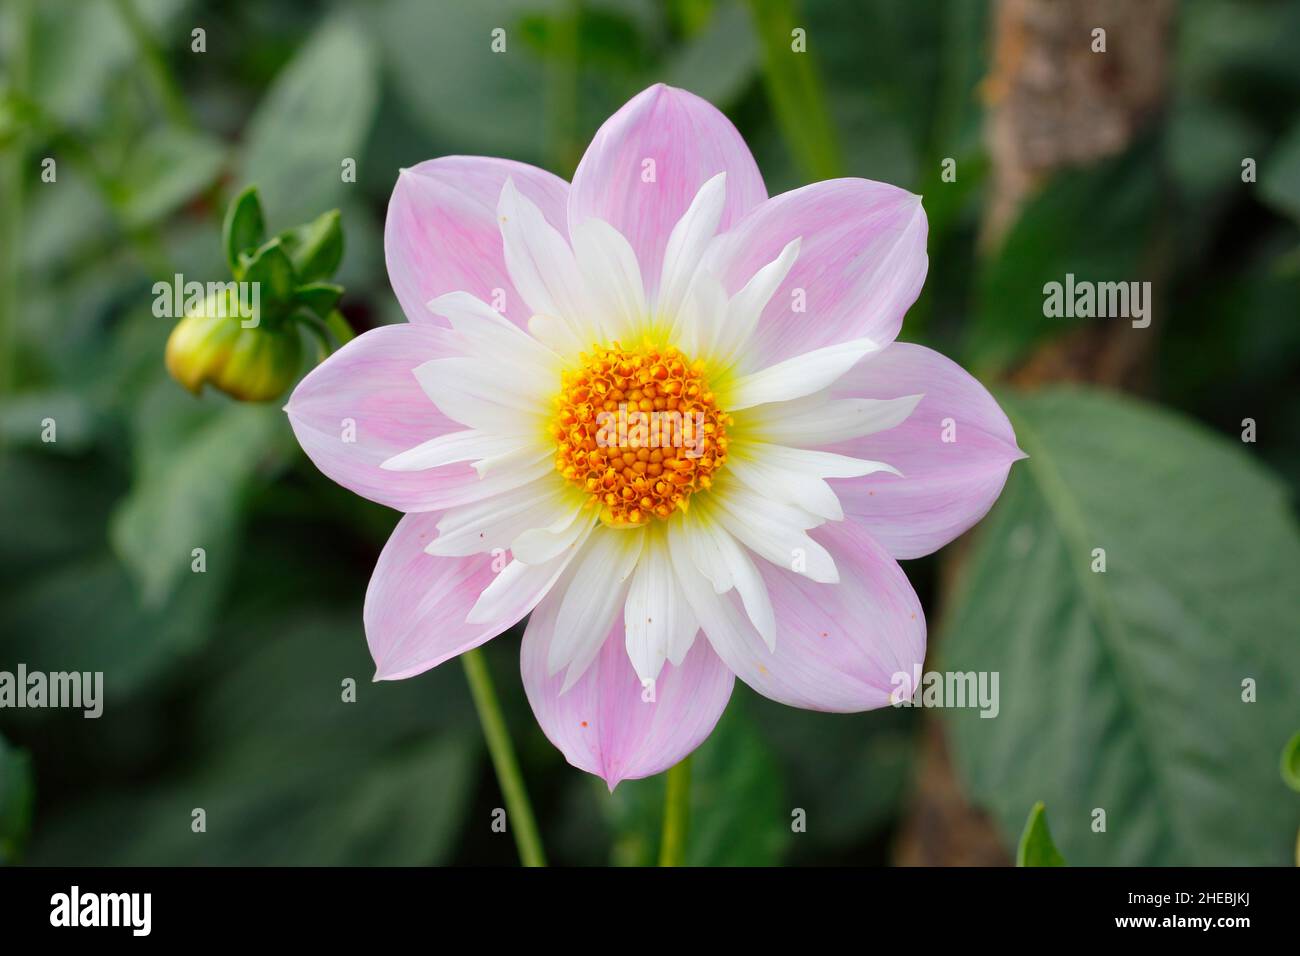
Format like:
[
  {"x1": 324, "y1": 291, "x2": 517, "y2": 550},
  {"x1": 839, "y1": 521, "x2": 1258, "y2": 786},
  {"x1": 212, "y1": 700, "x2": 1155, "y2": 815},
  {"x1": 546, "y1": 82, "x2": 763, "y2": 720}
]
[{"x1": 552, "y1": 342, "x2": 730, "y2": 526}]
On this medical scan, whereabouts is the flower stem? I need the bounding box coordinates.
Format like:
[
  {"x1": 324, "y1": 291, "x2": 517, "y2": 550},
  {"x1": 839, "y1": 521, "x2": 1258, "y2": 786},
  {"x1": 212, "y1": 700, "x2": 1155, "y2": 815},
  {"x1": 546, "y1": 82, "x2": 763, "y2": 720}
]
[
  {"x1": 543, "y1": 0, "x2": 580, "y2": 177},
  {"x1": 324, "y1": 309, "x2": 355, "y2": 346},
  {"x1": 658, "y1": 756, "x2": 692, "y2": 867},
  {"x1": 460, "y1": 648, "x2": 547, "y2": 867},
  {"x1": 0, "y1": 0, "x2": 33, "y2": 407}
]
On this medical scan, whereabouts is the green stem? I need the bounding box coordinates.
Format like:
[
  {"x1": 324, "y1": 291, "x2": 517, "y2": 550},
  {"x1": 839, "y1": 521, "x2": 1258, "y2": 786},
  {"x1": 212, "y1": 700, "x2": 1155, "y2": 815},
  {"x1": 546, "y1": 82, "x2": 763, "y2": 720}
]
[
  {"x1": 0, "y1": 0, "x2": 33, "y2": 406},
  {"x1": 324, "y1": 309, "x2": 355, "y2": 346},
  {"x1": 745, "y1": 0, "x2": 844, "y2": 180},
  {"x1": 543, "y1": 0, "x2": 580, "y2": 177},
  {"x1": 658, "y1": 756, "x2": 692, "y2": 867},
  {"x1": 460, "y1": 648, "x2": 547, "y2": 867},
  {"x1": 111, "y1": 0, "x2": 194, "y2": 129}
]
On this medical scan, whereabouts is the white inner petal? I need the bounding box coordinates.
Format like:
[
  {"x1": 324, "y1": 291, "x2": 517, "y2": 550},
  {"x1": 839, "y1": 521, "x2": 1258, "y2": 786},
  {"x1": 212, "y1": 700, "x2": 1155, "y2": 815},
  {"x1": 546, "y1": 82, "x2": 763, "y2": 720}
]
[
  {"x1": 380, "y1": 428, "x2": 522, "y2": 472},
  {"x1": 726, "y1": 337, "x2": 880, "y2": 410},
  {"x1": 709, "y1": 486, "x2": 839, "y2": 584},
  {"x1": 751, "y1": 391, "x2": 923, "y2": 446},
  {"x1": 624, "y1": 531, "x2": 699, "y2": 682},
  {"x1": 548, "y1": 527, "x2": 645, "y2": 690},
  {"x1": 414, "y1": 356, "x2": 546, "y2": 435},
  {"x1": 427, "y1": 478, "x2": 572, "y2": 557},
  {"x1": 708, "y1": 236, "x2": 801, "y2": 368},
  {"x1": 498, "y1": 178, "x2": 600, "y2": 346},
  {"x1": 510, "y1": 502, "x2": 594, "y2": 565},
  {"x1": 570, "y1": 217, "x2": 647, "y2": 343},
  {"x1": 657, "y1": 171, "x2": 727, "y2": 322}
]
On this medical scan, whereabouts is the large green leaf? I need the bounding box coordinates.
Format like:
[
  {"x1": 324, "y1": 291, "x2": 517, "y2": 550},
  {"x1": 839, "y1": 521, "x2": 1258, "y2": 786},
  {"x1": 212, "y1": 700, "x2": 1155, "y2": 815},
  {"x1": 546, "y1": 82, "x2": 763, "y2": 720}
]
[
  {"x1": 239, "y1": 16, "x2": 378, "y2": 226},
  {"x1": 942, "y1": 387, "x2": 1300, "y2": 865}
]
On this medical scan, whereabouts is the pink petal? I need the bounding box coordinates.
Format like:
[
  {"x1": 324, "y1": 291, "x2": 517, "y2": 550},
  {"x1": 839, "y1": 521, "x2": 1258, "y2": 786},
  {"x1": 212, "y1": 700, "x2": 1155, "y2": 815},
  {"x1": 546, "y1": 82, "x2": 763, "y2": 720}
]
[
  {"x1": 285, "y1": 323, "x2": 486, "y2": 512},
  {"x1": 830, "y1": 343, "x2": 1025, "y2": 559},
  {"x1": 707, "y1": 518, "x2": 925, "y2": 712},
  {"x1": 521, "y1": 584, "x2": 734, "y2": 789},
  {"x1": 365, "y1": 512, "x2": 508, "y2": 680},
  {"x1": 704, "y1": 179, "x2": 928, "y2": 367},
  {"x1": 385, "y1": 156, "x2": 570, "y2": 329},
  {"x1": 568, "y1": 84, "x2": 767, "y2": 301}
]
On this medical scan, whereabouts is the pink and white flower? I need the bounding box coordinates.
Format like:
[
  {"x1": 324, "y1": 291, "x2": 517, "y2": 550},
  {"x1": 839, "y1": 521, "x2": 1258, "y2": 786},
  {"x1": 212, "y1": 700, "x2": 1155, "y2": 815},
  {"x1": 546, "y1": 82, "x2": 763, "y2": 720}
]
[{"x1": 285, "y1": 84, "x2": 1023, "y2": 788}]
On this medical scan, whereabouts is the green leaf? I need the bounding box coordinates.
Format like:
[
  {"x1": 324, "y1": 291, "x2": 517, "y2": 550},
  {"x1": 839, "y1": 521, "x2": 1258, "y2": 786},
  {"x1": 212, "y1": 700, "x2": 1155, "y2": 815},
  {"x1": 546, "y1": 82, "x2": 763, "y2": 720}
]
[
  {"x1": 604, "y1": 702, "x2": 790, "y2": 866},
  {"x1": 1283, "y1": 731, "x2": 1300, "y2": 793},
  {"x1": 240, "y1": 16, "x2": 378, "y2": 226},
  {"x1": 0, "y1": 553, "x2": 225, "y2": 697},
  {"x1": 223, "y1": 186, "x2": 266, "y2": 276},
  {"x1": 0, "y1": 390, "x2": 97, "y2": 453},
  {"x1": 26, "y1": 0, "x2": 190, "y2": 127},
  {"x1": 293, "y1": 282, "x2": 344, "y2": 320},
  {"x1": 378, "y1": 0, "x2": 546, "y2": 162},
  {"x1": 23, "y1": 167, "x2": 116, "y2": 273},
  {"x1": 1261, "y1": 120, "x2": 1300, "y2": 225},
  {"x1": 663, "y1": 0, "x2": 759, "y2": 108},
  {"x1": 278, "y1": 209, "x2": 343, "y2": 284},
  {"x1": 237, "y1": 238, "x2": 296, "y2": 308},
  {"x1": 1166, "y1": 100, "x2": 1262, "y2": 213},
  {"x1": 0, "y1": 453, "x2": 117, "y2": 573},
  {"x1": 0, "y1": 736, "x2": 35, "y2": 865},
  {"x1": 109, "y1": 386, "x2": 288, "y2": 605},
  {"x1": 1017, "y1": 802, "x2": 1066, "y2": 867},
  {"x1": 942, "y1": 388, "x2": 1300, "y2": 865},
  {"x1": 0, "y1": 453, "x2": 225, "y2": 696},
  {"x1": 113, "y1": 126, "x2": 226, "y2": 229}
]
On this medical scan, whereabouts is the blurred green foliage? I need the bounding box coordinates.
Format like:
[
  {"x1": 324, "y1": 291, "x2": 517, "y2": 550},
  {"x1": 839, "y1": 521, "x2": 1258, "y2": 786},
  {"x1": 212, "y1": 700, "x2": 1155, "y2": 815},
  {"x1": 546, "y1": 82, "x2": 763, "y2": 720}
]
[{"x1": 0, "y1": 0, "x2": 1297, "y2": 866}]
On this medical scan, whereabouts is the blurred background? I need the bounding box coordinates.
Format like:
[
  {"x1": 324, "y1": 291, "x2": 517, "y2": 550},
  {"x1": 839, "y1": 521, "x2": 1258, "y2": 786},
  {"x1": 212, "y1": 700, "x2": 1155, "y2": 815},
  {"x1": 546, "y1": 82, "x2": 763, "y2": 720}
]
[{"x1": 1, "y1": 0, "x2": 1297, "y2": 866}]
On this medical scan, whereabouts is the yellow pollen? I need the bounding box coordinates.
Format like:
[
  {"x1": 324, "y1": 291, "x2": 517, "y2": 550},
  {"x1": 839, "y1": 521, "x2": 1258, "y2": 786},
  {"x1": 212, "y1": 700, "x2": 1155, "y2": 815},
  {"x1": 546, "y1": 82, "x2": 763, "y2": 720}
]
[{"x1": 551, "y1": 341, "x2": 730, "y2": 527}]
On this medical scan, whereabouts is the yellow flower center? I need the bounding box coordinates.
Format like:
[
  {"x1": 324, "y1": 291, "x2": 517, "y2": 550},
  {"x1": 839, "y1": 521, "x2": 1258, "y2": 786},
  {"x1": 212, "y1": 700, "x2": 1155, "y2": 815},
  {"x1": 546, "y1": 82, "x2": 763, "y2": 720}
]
[{"x1": 551, "y1": 342, "x2": 730, "y2": 526}]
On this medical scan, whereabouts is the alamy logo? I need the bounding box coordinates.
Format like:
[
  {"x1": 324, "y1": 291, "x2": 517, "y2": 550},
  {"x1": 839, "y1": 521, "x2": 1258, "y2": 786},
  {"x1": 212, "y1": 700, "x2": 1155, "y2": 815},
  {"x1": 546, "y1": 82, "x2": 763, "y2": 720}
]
[
  {"x1": 1042, "y1": 273, "x2": 1151, "y2": 328},
  {"x1": 889, "y1": 665, "x2": 1000, "y2": 718},
  {"x1": 152, "y1": 273, "x2": 261, "y2": 327},
  {"x1": 50, "y1": 886, "x2": 151, "y2": 936},
  {"x1": 0, "y1": 664, "x2": 103, "y2": 718}
]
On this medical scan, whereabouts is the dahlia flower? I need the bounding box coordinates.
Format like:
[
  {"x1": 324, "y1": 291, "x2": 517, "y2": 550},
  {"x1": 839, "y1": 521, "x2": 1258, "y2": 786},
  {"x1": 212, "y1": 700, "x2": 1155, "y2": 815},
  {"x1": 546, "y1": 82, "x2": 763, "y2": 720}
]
[{"x1": 285, "y1": 84, "x2": 1022, "y2": 788}]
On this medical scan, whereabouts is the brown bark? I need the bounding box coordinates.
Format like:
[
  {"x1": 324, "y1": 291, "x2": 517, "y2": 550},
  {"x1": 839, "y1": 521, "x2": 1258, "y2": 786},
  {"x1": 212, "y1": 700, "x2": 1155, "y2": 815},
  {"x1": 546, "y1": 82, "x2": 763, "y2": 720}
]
[{"x1": 982, "y1": 0, "x2": 1176, "y2": 249}]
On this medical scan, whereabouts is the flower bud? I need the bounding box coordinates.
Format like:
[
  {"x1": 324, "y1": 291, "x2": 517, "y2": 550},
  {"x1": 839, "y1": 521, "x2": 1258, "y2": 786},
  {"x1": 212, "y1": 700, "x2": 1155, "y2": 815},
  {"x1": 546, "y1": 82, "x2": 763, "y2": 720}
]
[{"x1": 165, "y1": 290, "x2": 302, "y2": 402}]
